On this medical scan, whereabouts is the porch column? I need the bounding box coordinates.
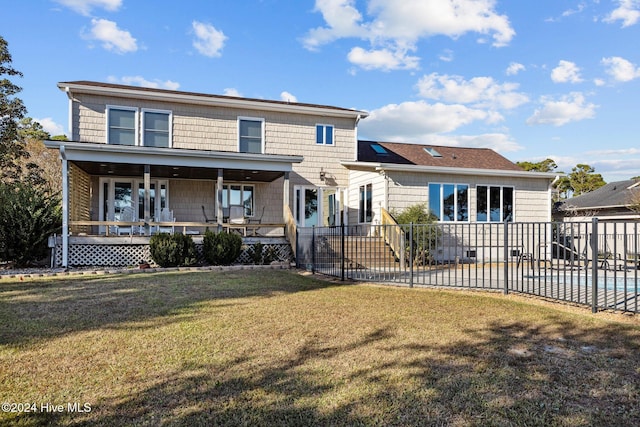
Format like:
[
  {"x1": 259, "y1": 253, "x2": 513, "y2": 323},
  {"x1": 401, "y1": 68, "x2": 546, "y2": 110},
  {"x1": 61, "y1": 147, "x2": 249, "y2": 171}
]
[
  {"x1": 61, "y1": 146, "x2": 69, "y2": 268},
  {"x1": 283, "y1": 171, "x2": 290, "y2": 219},
  {"x1": 144, "y1": 165, "x2": 151, "y2": 229},
  {"x1": 216, "y1": 168, "x2": 223, "y2": 228}
]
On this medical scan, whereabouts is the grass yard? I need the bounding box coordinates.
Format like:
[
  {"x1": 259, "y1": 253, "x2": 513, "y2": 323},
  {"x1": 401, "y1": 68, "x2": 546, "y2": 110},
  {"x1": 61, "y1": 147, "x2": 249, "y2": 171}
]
[{"x1": 1, "y1": 269, "x2": 640, "y2": 426}]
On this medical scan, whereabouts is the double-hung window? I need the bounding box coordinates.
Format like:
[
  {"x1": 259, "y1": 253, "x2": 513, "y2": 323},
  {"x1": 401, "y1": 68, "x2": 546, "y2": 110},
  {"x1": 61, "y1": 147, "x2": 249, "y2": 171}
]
[
  {"x1": 477, "y1": 185, "x2": 514, "y2": 222},
  {"x1": 359, "y1": 183, "x2": 373, "y2": 223},
  {"x1": 428, "y1": 183, "x2": 469, "y2": 222},
  {"x1": 107, "y1": 106, "x2": 137, "y2": 145},
  {"x1": 142, "y1": 109, "x2": 171, "y2": 148},
  {"x1": 316, "y1": 124, "x2": 334, "y2": 145},
  {"x1": 238, "y1": 117, "x2": 264, "y2": 154}
]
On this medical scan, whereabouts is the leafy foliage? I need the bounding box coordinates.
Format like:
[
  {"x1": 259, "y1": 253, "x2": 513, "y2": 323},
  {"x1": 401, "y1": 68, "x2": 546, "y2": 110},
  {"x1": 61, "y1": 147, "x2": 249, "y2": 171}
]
[
  {"x1": 203, "y1": 230, "x2": 242, "y2": 265},
  {"x1": 391, "y1": 203, "x2": 440, "y2": 266},
  {"x1": 149, "y1": 233, "x2": 197, "y2": 268},
  {"x1": 517, "y1": 158, "x2": 558, "y2": 172},
  {"x1": 0, "y1": 181, "x2": 61, "y2": 266}
]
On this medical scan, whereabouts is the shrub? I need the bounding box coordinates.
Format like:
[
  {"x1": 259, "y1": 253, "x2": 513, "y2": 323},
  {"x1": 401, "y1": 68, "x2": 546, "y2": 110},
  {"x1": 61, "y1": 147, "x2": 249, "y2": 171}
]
[
  {"x1": 149, "y1": 233, "x2": 197, "y2": 268},
  {"x1": 391, "y1": 203, "x2": 439, "y2": 266},
  {"x1": 0, "y1": 181, "x2": 61, "y2": 267},
  {"x1": 203, "y1": 230, "x2": 242, "y2": 265},
  {"x1": 248, "y1": 242, "x2": 264, "y2": 264}
]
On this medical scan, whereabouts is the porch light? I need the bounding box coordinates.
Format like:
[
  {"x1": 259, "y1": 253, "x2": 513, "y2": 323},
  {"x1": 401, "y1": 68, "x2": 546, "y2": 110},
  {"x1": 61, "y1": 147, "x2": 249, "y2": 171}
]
[{"x1": 320, "y1": 168, "x2": 326, "y2": 182}]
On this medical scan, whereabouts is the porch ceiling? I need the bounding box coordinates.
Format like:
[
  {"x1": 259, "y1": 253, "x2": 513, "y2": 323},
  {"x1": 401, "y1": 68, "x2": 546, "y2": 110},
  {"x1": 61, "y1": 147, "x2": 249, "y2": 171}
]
[{"x1": 72, "y1": 161, "x2": 284, "y2": 182}]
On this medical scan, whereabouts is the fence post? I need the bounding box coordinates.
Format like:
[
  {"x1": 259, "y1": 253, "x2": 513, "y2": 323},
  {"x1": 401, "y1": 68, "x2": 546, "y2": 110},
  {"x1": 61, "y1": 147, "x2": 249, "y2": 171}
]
[
  {"x1": 503, "y1": 220, "x2": 509, "y2": 295},
  {"x1": 311, "y1": 225, "x2": 316, "y2": 275},
  {"x1": 341, "y1": 222, "x2": 345, "y2": 282},
  {"x1": 409, "y1": 222, "x2": 414, "y2": 288},
  {"x1": 591, "y1": 218, "x2": 598, "y2": 313}
]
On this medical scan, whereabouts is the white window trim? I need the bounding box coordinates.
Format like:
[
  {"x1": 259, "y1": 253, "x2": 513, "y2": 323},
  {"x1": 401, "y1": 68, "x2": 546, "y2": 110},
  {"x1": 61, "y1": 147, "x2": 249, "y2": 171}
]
[
  {"x1": 358, "y1": 183, "x2": 373, "y2": 224},
  {"x1": 106, "y1": 105, "x2": 138, "y2": 146},
  {"x1": 141, "y1": 108, "x2": 173, "y2": 148},
  {"x1": 237, "y1": 116, "x2": 265, "y2": 154},
  {"x1": 476, "y1": 184, "x2": 515, "y2": 223},
  {"x1": 221, "y1": 183, "x2": 255, "y2": 217},
  {"x1": 428, "y1": 182, "x2": 470, "y2": 223},
  {"x1": 316, "y1": 123, "x2": 335, "y2": 145}
]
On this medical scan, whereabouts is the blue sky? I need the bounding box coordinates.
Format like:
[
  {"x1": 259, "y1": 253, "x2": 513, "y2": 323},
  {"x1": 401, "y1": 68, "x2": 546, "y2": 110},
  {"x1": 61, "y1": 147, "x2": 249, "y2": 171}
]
[{"x1": 3, "y1": 0, "x2": 640, "y2": 182}]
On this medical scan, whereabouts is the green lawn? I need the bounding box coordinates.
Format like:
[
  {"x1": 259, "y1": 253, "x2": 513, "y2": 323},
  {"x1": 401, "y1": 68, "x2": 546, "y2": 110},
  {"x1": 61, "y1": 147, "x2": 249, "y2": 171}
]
[{"x1": 1, "y1": 269, "x2": 639, "y2": 426}]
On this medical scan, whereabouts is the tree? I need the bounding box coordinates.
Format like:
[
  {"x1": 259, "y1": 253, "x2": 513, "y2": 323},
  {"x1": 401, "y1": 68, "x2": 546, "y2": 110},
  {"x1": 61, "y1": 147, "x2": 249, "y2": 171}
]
[
  {"x1": 0, "y1": 36, "x2": 29, "y2": 180},
  {"x1": 17, "y1": 117, "x2": 62, "y2": 193},
  {"x1": 517, "y1": 158, "x2": 558, "y2": 172},
  {"x1": 565, "y1": 164, "x2": 606, "y2": 197},
  {"x1": 0, "y1": 37, "x2": 61, "y2": 266}
]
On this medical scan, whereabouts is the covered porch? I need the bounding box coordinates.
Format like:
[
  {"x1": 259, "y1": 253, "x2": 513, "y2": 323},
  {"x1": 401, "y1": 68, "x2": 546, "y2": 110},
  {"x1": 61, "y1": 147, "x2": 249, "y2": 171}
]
[{"x1": 45, "y1": 141, "x2": 302, "y2": 267}]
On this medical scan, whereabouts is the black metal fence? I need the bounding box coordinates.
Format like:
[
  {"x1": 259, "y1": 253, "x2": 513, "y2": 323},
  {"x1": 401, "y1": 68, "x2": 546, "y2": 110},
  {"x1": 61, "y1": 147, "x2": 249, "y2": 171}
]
[{"x1": 296, "y1": 220, "x2": 640, "y2": 314}]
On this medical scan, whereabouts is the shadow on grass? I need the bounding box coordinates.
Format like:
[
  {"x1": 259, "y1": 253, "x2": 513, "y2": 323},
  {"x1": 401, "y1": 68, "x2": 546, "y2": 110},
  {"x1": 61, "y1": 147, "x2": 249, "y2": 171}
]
[
  {"x1": 17, "y1": 318, "x2": 640, "y2": 426},
  {"x1": 0, "y1": 269, "x2": 336, "y2": 347}
]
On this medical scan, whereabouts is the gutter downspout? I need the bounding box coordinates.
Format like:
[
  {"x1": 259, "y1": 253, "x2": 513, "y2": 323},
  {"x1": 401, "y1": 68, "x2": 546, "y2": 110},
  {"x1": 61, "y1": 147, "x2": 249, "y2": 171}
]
[{"x1": 549, "y1": 175, "x2": 560, "y2": 222}]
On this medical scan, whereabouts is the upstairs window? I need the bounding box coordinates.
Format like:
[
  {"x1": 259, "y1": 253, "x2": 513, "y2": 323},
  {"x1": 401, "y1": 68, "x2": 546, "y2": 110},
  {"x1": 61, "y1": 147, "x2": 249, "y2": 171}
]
[
  {"x1": 142, "y1": 109, "x2": 171, "y2": 148},
  {"x1": 239, "y1": 118, "x2": 264, "y2": 154},
  {"x1": 107, "y1": 106, "x2": 137, "y2": 145},
  {"x1": 477, "y1": 185, "x2": 513, "y2": 222},
  {"x1": 316, "y1": 124, "x2": 334, "y2": 145},
  {"x1": 428, "y1": 183, "x2": 469, "y2": 222}
]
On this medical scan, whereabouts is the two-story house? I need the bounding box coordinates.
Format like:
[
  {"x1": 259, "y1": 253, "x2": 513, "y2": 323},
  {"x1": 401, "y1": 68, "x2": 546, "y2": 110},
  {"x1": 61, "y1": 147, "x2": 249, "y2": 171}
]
[{"x1": 45, "y1": 81, "x2": 557, "y2": 267}]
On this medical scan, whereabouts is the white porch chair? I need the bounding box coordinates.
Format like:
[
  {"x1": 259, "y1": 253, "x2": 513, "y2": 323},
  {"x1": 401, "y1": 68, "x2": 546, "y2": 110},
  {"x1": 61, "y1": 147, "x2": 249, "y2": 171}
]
[
  {"x1": 157, "y1": 208, "x2": 175, "y2": 234},
  {"x1": 228, "y1": 205, "x2": 246, "y2": 236},
  {"x1": 116, "y1": 206, "x2": 136, "y2": 236}
]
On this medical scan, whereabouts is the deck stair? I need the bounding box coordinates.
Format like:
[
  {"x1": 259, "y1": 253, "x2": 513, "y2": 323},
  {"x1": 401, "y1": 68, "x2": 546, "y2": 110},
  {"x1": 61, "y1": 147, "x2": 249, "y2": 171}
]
[{"x1": 322, "y1": 235, "x2": 399, "y2": 269}]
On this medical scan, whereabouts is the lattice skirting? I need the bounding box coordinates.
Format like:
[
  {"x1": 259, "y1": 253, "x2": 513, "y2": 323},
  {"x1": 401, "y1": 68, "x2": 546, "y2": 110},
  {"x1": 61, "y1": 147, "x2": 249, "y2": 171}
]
[{"x1": 54, "y1": 242, "x2": 294, "y2": 267}]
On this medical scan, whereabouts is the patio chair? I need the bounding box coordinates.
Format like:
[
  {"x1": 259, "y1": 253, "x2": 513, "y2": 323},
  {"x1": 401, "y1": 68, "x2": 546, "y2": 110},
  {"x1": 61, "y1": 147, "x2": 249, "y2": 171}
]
[
  {"x1": 228, "y1": 204, "x2": 247, "y2": 236},
  {"x1": 157, "y1": 208, "x2": 175, "y2": 234},
  {"x1": 248, "y1": 205, "x2": 265, "y2": 236},
  {"x1": 116, "y1": 206, "x2": 136, "y2": 236}
]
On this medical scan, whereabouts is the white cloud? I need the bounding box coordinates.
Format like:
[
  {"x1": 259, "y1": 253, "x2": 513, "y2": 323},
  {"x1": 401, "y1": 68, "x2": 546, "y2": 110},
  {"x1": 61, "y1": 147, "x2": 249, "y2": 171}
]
[
  {"x1": 526, "y1": 92, "x2": 597, "y2": 126},
  {"x1": 88, "y1": 18, "x2": 137, "y2": 53},
  {"x1": 280, "y1": 91, "x2": 298, "y2": 103},
  {"x1": 602, "y1": 56, "x2": 640, "y2": 82},
  {"x1": 416, "y1": 72, "x2": 529, "y2": 110},
  {"x1": 55, "y1": 0, "x2": 121, "y2": 16},
  {"x1": 303, "y1": 0, "x2": 515, "y2": 70},
  {"x1": 603, "y1": 0, "x2": 640, "y2": 27},
  {"x1": 223, "y1": 88, "x2": 242, "y2": 97},
  {"x1": 347, "y1": 46, "x2": 419, "y2": 71},
  {"x1": 439, "y1": 49, "x2": 454, "y2": 62},
  {"x1": 192, "y1": 21, "x2": 227, "y2": 58},
  {"x1": 359, "y1": 100, "x2": 495, "y2": 140},
  {"x1": 506, "y1": 62, "x2": 525, "y2": 76},
  {"x1": 107, "y1": 76, "x2": 180, "y2": 90},
  {"x1": 35, "y1": 117, "x2": 66, "y2": 137},
  {"x1": 551, "y1": 60, "x2": 583, "y2": 83}
]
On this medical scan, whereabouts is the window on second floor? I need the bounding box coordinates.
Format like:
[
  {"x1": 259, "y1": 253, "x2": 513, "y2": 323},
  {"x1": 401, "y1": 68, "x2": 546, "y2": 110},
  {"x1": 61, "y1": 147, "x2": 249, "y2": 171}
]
[
  {"x1": 477, "y1": 185, "x2": 514, "y2": 222},
  {"x1": 142, "y1": 109, "x2": 171, "y2": 148},
  {"x1": 428, "y1": 183, "x2": 469, "y2": 222},
  {"x1": 316, "y1": 124, "x2": 334, "y2": 145},
  {"x1": 238, "y1": 118, "x2": 264, "y2": 154},
  {"x1": 107, "y1": 106, "x2": 137, "y2": 146}
]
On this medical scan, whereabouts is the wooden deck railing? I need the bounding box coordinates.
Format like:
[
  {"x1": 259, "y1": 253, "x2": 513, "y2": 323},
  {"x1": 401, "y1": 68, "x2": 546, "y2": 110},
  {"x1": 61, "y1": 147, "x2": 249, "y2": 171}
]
[
  {"x1": 380, "y1": 208, "x2": 405, "y2": 265},
  {"x1": 69, "y1": 220, "x2": 285, "y2": 237}
]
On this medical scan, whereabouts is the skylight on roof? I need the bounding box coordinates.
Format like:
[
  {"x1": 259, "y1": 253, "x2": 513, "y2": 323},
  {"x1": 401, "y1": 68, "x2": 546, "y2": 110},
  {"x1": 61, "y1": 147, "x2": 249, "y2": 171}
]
[
  {"x1": 371, "y1": 144, "x2": 388, "y2": 155},
  {"x1": 424, "y1": 147, "x2": 442, "y2": 157}
]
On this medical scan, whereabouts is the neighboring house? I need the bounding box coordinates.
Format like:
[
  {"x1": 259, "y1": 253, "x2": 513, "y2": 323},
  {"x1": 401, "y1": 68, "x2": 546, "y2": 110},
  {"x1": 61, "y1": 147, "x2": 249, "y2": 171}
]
[
  {"x1": 556, "y1": 179, "x2": 640, "y2": 221},
  {"x1": 343, "y1": 140, "x2": 558, "y2": 226},
  {"x1": 44, "y1": 81, "x2": 558, "y2": 267}
]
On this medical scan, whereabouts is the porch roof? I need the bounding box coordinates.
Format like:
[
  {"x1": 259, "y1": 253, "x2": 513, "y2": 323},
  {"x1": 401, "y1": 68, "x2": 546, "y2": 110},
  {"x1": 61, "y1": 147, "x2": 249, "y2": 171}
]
[{"x1": 45, "y1": 140, "x2": 303, "y2": 182}]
